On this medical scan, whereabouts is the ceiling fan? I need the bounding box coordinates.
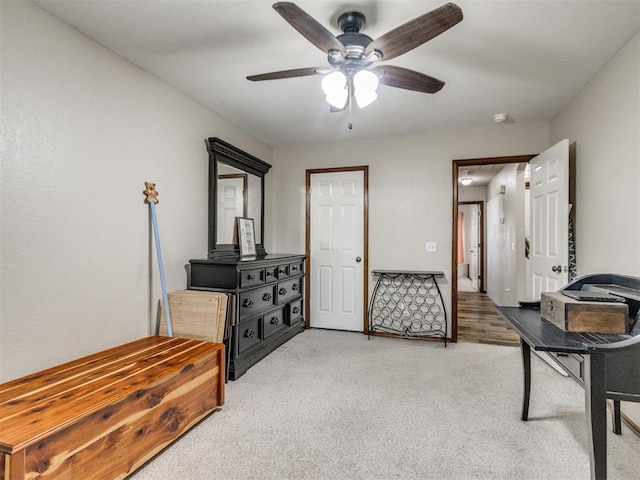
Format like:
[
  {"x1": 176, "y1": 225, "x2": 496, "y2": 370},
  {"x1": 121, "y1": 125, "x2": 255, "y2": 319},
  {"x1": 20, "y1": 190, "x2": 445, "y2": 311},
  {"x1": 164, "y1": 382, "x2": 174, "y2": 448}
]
[{"x1": 247, "y1": 2, "x2": 463, "y2": 117}]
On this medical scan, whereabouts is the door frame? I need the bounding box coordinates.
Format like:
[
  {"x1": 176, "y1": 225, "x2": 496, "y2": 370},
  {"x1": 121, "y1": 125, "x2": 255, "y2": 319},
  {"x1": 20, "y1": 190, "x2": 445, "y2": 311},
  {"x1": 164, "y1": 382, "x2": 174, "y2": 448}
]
[
  {"x1": 457, "y1": 200, "x2": 485, "y2": 293},
  {"x1": 451, "y1": 155, "x2": 536, "y2": 342},
  {"x1": 305, "y1": 166, "x2": 369, "y2": 333}
]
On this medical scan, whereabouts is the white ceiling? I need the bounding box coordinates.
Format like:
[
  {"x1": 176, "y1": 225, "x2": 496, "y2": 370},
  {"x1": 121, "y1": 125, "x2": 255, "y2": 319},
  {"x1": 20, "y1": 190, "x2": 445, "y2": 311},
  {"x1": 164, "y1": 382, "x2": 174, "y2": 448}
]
[{"x1": 33, "y1": 0, "x2": 640, "y2": 147}]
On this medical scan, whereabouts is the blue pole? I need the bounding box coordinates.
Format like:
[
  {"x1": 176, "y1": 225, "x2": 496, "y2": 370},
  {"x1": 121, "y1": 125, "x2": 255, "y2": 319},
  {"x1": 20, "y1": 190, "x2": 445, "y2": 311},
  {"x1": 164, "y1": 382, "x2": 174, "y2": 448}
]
[{"x1": 149, "y1": 200, "x2": 173, "y2": 337}]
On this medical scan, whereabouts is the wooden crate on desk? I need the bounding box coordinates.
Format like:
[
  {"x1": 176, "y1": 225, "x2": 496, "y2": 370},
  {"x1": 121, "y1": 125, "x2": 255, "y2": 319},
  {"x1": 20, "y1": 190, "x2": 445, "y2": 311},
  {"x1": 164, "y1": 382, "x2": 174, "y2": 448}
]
[
  {"x1": 541, "y1": 291, "x2": 628, "y2": 334},
  {"x1": 159, "y1": 290, "x2": 228, "y2": 343}
]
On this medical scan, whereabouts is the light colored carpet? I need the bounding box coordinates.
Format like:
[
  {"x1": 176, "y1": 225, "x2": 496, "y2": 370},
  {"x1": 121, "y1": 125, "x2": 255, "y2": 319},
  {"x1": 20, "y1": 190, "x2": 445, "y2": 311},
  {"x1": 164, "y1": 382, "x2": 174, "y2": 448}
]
[{"x1": 131, "y1": 329, "x2": 639, "y2": 479}]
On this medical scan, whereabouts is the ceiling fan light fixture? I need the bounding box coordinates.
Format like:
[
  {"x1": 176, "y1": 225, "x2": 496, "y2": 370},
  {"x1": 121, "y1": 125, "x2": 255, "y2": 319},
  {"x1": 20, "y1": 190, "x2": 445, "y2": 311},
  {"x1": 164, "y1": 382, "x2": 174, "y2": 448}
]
[
  {"x1": 355, "y1": 89, "x2": 377, "y2": 108},
  {"x1": 353, "y1": 69, "x2": 379, "y2": 108},
  {"x1": 322, "y1": 71, "x2": 348, "y2": 109},
  {"x1": 354, "y1": 69, "x2": 378, "y2": 92}
]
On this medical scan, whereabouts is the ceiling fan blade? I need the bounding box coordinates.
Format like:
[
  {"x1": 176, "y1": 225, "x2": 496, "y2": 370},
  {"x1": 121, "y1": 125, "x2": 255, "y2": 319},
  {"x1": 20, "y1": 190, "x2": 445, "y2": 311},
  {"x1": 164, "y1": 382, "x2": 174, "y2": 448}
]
[
  {"x1": 273, "y1": 2, "x2": 344, "y2": 54},
  {"x1": 372, "y1": 65, "x2": 445, "y2": 94},
  {"x1": 247, "y1": 67, "x2": 322, "y2": 81},
  {"x1": 365, "y1": 3, "x2": 462, "y2": 61}
]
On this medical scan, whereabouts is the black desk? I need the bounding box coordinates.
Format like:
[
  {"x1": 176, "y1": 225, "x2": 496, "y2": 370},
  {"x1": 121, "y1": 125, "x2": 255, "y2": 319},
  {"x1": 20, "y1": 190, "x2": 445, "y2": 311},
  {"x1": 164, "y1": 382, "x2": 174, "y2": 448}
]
[{"x1": 497, "y1": 306, "x2": 639, "y2": 480}]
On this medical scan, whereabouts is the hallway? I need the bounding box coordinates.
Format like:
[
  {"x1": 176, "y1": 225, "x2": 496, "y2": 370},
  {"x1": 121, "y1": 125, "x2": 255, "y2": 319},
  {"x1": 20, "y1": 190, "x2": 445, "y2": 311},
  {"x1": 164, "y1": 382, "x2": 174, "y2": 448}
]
[{"x1": 457, "y1": 291, "x2": 520, "y2": 347}]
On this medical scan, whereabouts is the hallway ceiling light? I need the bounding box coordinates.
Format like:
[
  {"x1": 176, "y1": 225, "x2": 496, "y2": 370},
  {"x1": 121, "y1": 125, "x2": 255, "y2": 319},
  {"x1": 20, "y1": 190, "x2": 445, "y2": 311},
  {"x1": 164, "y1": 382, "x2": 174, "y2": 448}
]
[
  {"x1": 492, "y1": 112, "x2": 508, "y2": 123},
  {"x1": 459, "y1": 170, "x2": 473, "y2": 186}
]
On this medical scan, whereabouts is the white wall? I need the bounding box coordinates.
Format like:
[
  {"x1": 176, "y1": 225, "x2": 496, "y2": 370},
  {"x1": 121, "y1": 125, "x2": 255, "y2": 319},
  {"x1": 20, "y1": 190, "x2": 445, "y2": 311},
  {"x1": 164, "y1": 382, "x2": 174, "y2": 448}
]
[
  {"x1": 0, "y1": 1, "x2": 272, "y2": 381},
  {"x1": 485, "y1": 164, "x2": 525, "y2": 307},
  {"x1": 458, "y1": 186, "x2": 487, "y2": 203},
  {"x1": 550, "y1": 29, "x2": 640, "y2": 431},
  {"x1": 550, "y1": 30, "x2": 640, "y2": 276},
  {"x1": 272, "y1": 123, "x2": 550, "y2": 328}
]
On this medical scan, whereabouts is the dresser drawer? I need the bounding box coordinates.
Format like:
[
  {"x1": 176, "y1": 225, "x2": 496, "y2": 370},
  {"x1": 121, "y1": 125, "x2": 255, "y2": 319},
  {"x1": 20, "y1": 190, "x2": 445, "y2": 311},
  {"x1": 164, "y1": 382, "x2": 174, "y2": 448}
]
[
  {"x1": 240, "y1": 268, "x2": 264, "y2": 288},
  {"x1": 238, "y1": 318, "x2": 261, "y2": 354},
  {"x1": 263, "y1": 307, "x2": 286, "y2": 339},
  {"x1": 550, "y1": 351, "x2": 584, "y2": 381},
  {"x1": 239, "y1": 285, "x2": 276, "y2": 318},
  {"x1": 289, "y1": 261, "x2": 304, "y2": 276},
  {"x1": 275, "y1": 264, "x2": 289, "y2": 279},
  {"x1": 277, "y1": 278, "x2": 302, "y2": 304},
  {"x1": 265, "y1": 267, "x2": 278, "y2": 283},
  {"x1": 286, "y1": 299, "x2": 303, "y2": 325}
]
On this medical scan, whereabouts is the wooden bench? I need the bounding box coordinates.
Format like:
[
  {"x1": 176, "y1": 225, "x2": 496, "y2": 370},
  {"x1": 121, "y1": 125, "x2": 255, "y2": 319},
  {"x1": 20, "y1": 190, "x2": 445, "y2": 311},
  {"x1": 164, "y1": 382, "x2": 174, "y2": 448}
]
[{"x1": 0, "y1": 336, "x2": 225, "y2": 480}]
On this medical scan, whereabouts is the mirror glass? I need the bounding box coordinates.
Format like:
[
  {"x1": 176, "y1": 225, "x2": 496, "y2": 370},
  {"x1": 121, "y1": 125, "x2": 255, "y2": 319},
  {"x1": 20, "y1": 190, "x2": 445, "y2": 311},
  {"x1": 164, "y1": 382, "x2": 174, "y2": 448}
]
[{"x1": 216, "y1": 162, "x2": 262, "y2": 245}]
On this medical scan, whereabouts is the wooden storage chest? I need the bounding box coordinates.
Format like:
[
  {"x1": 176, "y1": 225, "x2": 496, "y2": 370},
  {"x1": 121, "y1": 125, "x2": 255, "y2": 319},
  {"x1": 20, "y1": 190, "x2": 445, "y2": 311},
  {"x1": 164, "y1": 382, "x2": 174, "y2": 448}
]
[
  {"x1": 0, "y1": 336, "x2": 225, "y2": 480},
  {"x1": 540, "y1": 291, "x2": 628, "y2": 334}
]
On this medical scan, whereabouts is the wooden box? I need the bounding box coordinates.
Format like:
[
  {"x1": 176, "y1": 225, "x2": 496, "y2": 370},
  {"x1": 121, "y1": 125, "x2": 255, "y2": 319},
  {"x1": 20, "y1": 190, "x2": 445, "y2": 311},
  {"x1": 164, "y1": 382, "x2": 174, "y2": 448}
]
[
  {"x1": 159, "y1": 290, "x2": 228, "y2": 343},
  {"x1": 541, "y1": 291, "x2": 628, "y2": 334},
  {"x1": 0, "y1": 336, "x2": 224, "y2": 480}
]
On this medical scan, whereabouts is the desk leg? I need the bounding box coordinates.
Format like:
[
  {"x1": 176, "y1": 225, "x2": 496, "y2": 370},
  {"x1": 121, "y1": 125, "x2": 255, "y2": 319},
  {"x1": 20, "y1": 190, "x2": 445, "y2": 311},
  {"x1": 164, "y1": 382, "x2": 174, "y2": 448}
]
[
  {"x1": 585, "y1": 352, "x2": 608, "y2": 480},
  {"x1": 613, "y1": 400, "x2": 621, "y2": 435},
  {"x1": 520, "y1": 338, "x2": 531, "y2": 421}
]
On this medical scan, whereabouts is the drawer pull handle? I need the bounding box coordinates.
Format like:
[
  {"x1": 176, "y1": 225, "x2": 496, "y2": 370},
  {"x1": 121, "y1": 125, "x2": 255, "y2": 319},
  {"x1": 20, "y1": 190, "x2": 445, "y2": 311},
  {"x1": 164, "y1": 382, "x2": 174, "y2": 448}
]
[
  {"x1": 266, "y1": 271, "x2": 273, "y2": 277},
  {"x1": 244, "y1": 329, "x2": 256, "y2": 338},
  {"x1": 292, "y1": 284, "x2": 299, "y2": 291},
  {"x1": 243, "y1": 299, "x2": 254, "y2": 308},
  {"x1": 279, "y1": 288, "x2": 287, "y2": 296},
  {"x1": 291, "y1": 266, "x2": 298, "y2": 272},
  {"x1": 292, "y1": 307, "x2": 300, "y2": 314},
  {"x1": 279, "y1": 269, "x2": 286, "y2": 275},
  {"x1": 247, "y1": 274, "x2": 256, "y2": 280},
  {"x1": 270, "y1": 317, "x2": 279, "y2": 325},
  {"x1": 263, "y1": 293, "x2": 272, "y2": 302}
]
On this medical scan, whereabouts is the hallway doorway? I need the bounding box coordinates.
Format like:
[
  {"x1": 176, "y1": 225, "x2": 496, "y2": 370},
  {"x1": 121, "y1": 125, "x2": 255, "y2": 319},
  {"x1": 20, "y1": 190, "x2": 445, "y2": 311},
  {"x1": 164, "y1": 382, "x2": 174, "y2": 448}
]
[
  {"x1": 451, "y1": 154, "x2": 535, "y2": 343},
  {"x1": 457, "y1": 201, "x2": 483, "y2": 293}
]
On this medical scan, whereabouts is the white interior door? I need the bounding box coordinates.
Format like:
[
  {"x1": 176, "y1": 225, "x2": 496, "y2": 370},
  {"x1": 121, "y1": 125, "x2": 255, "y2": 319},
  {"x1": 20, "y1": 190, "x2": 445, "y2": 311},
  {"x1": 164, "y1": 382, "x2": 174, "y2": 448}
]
[
  {"x1": 469, "y1": 204, "x2": 480, "y2": 290},
  {"x1": 217, "y1": 175, "x2": 245, "y2": 244},
  {"x1": 309, "y1": 170, "x2": 364, "y2": 331},
  {"x1": 528, "y1": 139, "x2": 569, "y2": 299}
]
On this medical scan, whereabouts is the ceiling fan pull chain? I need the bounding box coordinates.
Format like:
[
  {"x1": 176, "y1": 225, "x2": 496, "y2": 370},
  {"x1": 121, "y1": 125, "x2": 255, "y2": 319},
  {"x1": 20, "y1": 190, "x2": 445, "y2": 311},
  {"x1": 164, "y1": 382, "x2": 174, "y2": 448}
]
[{"x1": 348, "y1": 79, "x2": 354, "y2": 130}]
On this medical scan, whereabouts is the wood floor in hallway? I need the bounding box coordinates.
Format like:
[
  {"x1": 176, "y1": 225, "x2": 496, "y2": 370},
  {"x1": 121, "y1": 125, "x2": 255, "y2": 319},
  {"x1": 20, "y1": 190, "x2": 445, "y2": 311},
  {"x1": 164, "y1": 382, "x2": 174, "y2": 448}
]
[{"x1": 457, "y1": 291, "x2": 521, "y2": 347}]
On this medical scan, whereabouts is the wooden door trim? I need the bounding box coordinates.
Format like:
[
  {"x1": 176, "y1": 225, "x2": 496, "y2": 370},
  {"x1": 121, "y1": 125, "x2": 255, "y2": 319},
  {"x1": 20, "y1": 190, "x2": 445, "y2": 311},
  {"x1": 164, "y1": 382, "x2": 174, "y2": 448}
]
[
  {"x1": 451, "y1": 154, "x2": 536, "y2": 342},
  {"x1": 458, "y1": 200, "x2": 485, "y2": 293},
  {"x1": 305, "y1": 166, "x2": 369, "y2": 333}
]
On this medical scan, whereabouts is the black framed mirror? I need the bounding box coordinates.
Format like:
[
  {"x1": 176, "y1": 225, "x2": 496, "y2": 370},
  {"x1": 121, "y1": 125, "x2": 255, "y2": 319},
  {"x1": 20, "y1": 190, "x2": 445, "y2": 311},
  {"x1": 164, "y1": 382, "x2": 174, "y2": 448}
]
[{"x1": 206, "y1": 138, "x2": 272, "y2": 259}]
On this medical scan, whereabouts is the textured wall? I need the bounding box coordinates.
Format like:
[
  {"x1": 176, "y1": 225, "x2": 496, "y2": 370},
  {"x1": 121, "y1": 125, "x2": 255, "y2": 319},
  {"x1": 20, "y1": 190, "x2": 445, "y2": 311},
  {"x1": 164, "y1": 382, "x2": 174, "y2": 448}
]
[
  {"x1": 550, "y1": 28, "x2": 640, "y2": 433},
  {"x1": 550, "y1": 30, "x2": 640, "y2": 277},
  {"x1": 0, "y1": 1, "x2": 271, "y2": 381},
  {"x1": 272, "y1": 123, "x2": 550, "y2": 326}
]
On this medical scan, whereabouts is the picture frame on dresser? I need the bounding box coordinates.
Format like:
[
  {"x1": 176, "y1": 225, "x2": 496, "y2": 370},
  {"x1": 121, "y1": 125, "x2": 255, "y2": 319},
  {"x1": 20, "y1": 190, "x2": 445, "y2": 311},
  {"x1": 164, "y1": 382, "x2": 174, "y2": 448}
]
[{"x1": 237, "y1": 217, "x2": 256, "y2": 257}]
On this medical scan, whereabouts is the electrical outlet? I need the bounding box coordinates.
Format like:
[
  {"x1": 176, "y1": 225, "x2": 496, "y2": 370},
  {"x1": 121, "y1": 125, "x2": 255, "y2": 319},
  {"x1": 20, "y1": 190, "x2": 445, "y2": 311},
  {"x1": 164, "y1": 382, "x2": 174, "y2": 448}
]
[{"x1": 426, "y1": 242, "x2": 437, "y2": 252}]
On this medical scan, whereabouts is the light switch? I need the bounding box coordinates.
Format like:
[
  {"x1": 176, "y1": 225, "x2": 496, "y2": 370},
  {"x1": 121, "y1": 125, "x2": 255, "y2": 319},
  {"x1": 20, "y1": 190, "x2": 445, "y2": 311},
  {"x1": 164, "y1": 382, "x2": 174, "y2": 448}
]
[{"x1": 426, "y1": 242, "x2": 437, "y2": 252}]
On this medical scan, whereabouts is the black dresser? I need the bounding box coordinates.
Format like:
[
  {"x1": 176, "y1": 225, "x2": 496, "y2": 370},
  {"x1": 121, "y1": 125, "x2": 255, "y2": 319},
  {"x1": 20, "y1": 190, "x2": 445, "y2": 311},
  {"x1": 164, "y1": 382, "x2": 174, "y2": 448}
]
[{"x1": 189, "y1": 254, "x2": 305, "y2": 380}]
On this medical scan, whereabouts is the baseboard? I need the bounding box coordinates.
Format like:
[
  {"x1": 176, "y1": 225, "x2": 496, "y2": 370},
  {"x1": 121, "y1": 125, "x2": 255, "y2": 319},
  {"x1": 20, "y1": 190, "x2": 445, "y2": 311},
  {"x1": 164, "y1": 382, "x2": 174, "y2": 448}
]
[{"x1": 622, "y1": 411, "x2": 640, "y2": 437}]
